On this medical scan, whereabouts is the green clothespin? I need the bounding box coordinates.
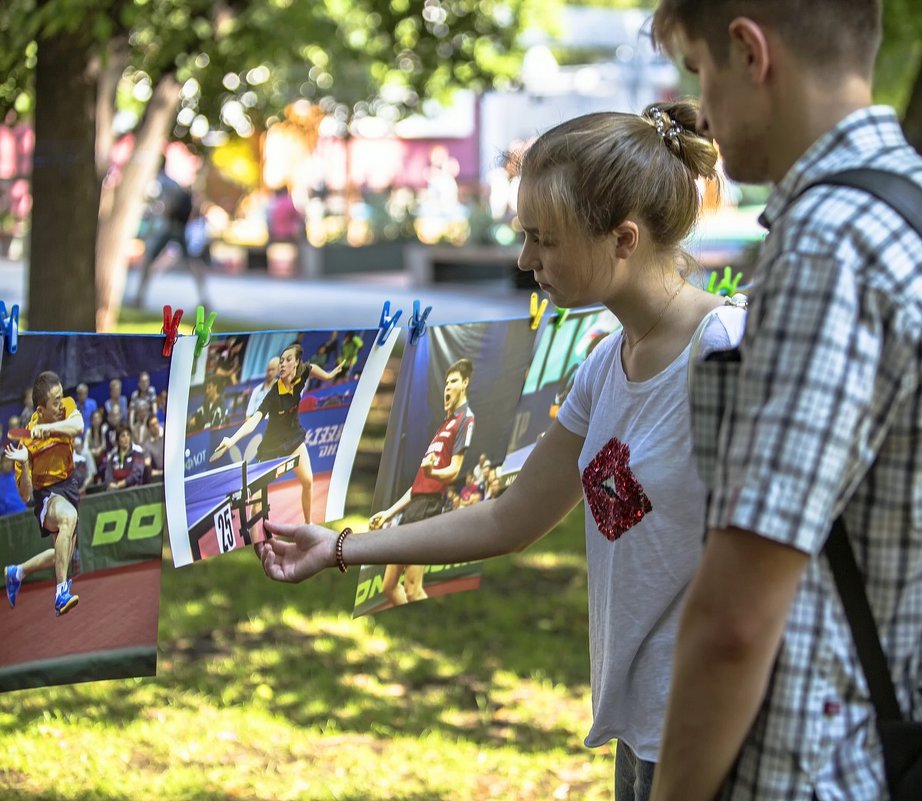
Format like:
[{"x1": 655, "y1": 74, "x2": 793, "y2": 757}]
[
  {"x1": 707, "y1": 266, "x2": 743, "y2": 296},
  {"x1": 553, "y1": 307, "x2": 569, "y2": 330},
  {"x1": 193, "y1": 305, "x2": 217, "y2": 359}
]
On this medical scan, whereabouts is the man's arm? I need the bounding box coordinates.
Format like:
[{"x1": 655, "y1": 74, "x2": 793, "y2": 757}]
[
  {"x1": 369, "y1": 487, "x2": 414, "y2": 529},
  {"x1": 650, "y1": 527, "x2": 809, "y2": 801},
  {"x1": 32, "y1": 408, "x2": 84, "y2": 439},
  {"x1": 424, "y1": 452, "x2": 465, "y2": 484}
]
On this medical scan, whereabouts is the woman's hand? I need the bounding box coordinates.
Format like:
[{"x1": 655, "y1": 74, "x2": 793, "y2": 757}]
[
  {"x1": 257, "y1": 521, "x2": 338, "y2": 582},
  {"x1": 210, "y1": 437, "x2": 233, "y2": 463}
]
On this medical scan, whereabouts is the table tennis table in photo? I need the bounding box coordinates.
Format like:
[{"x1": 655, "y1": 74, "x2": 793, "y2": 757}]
[{"x1": 184, "y1": 454, "x2": 300, "y2": 561}]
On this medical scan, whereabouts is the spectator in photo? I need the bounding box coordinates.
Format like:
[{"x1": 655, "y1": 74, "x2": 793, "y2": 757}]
[
  {"x1": 142, "y1": 415, "x2": 164, "y2": 481},
  {"x1": 130, "y1": 399, "x2": 152, "y2": 445},
  {"x1": 85, "y1": 408, "x2": 109, "y2": 478},
  {"x1": 156, "y1": 389, "x2": 168, "y2": 423},
  {"x1": 74, "y1": 383, "x2": 97, "y2": 430},
  {"x1": 104, "y1": 378, "x2": 128, "y2": 420},
  {"x1": 213, "y1": 337, "x2": 244, "y2": 387},
  {"x1": 104, "y1": 405, "x2": 123, "y2": 453},
  {"x1": 340, "y1": 331, "x2": 364, "y2": 381},
  {"x1": 246, "y1": 357, "x2": 280, "y2": 418},
  {"x1": 471, "y1": 452, "x2": 489, "y2": 484},
  {"x1": 72, "y1": 435, "x2": 96, "y2": 494},
  {"x1": 20, "y1": 388, "x2": 33, "y2": 423},
  {"x1": 129, "y1": 372, "x2": 157, "y2": 427},
  {"x1": 105, "y1": 424, "x2": 146, "y2": 491},
  {"x1": 189, "y1": 376, "x2": 228, "y2": 432},
  {"x1": 459, "y1": 472, "x2": 481, "y2": 507},
  {"x1": 0, "y1": 451, "x2": 26, "y2": 515}
]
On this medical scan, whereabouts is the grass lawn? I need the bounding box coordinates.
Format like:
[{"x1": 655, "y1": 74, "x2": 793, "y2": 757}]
[
  {"x1": 1, "y1": 307, "x2": 613, "y2": 799},
  {"x1": 0, "y1": 508, "x2": 613, "y2": 800}
]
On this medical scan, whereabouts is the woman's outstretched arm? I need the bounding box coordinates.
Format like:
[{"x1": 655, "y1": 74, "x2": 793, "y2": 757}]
[{"x1": 259, "y1": 421, "x2": 584, "y2": 582}]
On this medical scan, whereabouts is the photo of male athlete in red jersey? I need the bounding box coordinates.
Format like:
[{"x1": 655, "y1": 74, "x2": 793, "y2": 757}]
[
  {"x1": 4, "y1": 371, "x2": 84, "y2": 616},
  {"x1": 369, "y1": 358, "x2": 474, "y2": 605}
]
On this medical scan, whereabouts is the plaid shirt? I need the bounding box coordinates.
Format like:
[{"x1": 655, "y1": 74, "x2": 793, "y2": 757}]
[{"x1": 701, "y1": 106, "x2": 922, "y2": 801}]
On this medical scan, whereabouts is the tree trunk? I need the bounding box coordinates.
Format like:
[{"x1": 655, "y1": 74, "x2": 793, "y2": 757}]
[
  {"x1": 29, "y1": 32, "x2": 100, "y2": 331},
  {"x1": 95, "y1": 74, "x2": 180, "y2": 332},
  {"x1": 901, "y1": 62, "x2": 922, "y2": 155}
]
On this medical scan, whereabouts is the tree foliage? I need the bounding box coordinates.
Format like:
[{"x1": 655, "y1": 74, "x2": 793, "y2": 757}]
[{"x1": 0, "y1": 0, "x2": 554, "y2": 331}]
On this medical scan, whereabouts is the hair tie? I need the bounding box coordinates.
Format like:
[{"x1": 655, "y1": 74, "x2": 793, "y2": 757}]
[{"x1": 649, "y1": 107, "x2": 683, "y2": 151}]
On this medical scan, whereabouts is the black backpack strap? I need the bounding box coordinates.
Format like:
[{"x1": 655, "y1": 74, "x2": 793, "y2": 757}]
[
  {"x1": 800, "y1": 168, "x2": 922, "y2": 238},
  {"x1": 824, "y1": 518, "x2": 903, "y2": 721}
]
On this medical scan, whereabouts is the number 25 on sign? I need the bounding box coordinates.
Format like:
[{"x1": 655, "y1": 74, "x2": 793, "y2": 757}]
[{"x1": 213, "y1": 502, "x2": 237, "y2": 553}]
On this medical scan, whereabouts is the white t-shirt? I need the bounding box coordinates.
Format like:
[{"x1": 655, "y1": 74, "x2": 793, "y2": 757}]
[{"x1": 556, "y1": 304, "x2": 746, "y2": 761}]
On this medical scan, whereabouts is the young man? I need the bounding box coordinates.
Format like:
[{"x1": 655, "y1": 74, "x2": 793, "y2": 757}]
[
  {"x1": 4, "y1": 372, "x2": 85, "y2": 616},
  {"x1": 369, "y1": 358, "x2": 475, "y2": 605},
  {"x1": 649, "y1": 2, "x2": 922, "y2": 800}
]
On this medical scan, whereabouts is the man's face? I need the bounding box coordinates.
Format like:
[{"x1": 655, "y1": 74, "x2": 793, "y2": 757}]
[
  {"x1": 118, "y1": 429, "x2": 131, "y2": 450},
  {"x1": 76, "y1": 385, "x2": 87, "y2": 401},
  {"x1": 266, "y1": 358, "x2": 279, "y2": 384},
  {"x1": 38, "y1": 384, "x2": 66, "y2": 424},
  {"x1": 206, "y1": 382, "x2": 219, "y2": 401},
  {"x1": 674, "y1": 26, "x2": 772, "y2": 184},
  {"x1": 443, "y1": 370, "x2": 468, "y2": 414},
  {"x1": 139, "y1": 373, "x2": 150, "y2": 391},
  {"x1": 110, "y1": 379, "x2": 121, "y2": 399},
  {"x1": 147, "y1": 416, "x2": 161, "y2": 438}
]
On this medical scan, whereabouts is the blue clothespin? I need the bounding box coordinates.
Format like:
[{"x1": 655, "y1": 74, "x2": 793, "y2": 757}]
[
  {"x1": 0, "y1": 301, "x2": 19, "y2": 354},
  {"x1": 408, "y1": 299, "x2": 432, "y2": 346},
  {"x1": 529, "y1": 292, "x2": 548, "y2": 331},
  {"x1": 161, "y1": 305, "x2": 183, "y2": 357},
  {"x1": 553, "y1": 307, "x2": 569, "y2": 330},
  {"x1": 377, "y1": 300, "x2": 402, "y2": 346},
  {"x1": 193, "y1": 305, "x2": 217, "y2": 359}
]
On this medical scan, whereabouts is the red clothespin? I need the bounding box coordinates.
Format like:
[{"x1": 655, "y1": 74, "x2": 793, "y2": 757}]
[{"x1": 162, "y1": 305, "x2": 183, "y2": 357}]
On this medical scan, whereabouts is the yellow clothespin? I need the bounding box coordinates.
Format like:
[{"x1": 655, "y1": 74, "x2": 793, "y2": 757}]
[{"x1": 529, "y1": 292, "x2": 548, "y2": 330}]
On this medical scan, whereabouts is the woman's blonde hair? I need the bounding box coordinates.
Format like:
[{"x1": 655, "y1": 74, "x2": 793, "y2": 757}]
[{"x1": 516, "y1": 101, "x2": 719, "y2": 256}]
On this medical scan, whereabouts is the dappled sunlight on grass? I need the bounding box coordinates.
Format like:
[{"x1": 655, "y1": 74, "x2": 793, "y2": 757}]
[{"x1": 0, "y1": 508, "x2": 612, "y2": 799}]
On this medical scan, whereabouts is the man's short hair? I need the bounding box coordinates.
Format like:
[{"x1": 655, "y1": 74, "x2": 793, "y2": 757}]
[
  {"x1": 446, "y1": 358, "x2": 473, "y2": 383},
  {"x1": 115, "y1": 423, "x2": 133, "y2": 441},
  {"x1": 652, "y1": 0, "x2": 881, "y2": 75},
  {"x1": 33, "y1": 371, "x2": 62, "y2": 409}
]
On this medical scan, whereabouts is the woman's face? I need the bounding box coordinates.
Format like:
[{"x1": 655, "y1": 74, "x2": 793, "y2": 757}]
[
  {"x1": 278, "y1": 348, "x2": 299, "y2": 381},
  {"x1": 515, "y1": 179, "x2": 618, "y2": 310}
]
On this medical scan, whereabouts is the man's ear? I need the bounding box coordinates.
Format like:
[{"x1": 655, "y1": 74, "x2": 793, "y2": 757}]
[
  {"x1": 728, "y1": 17, "x2": 771, "y2": 84},
  {"x1": 612, "y1": 221, "x2": 639, "y2": 259}
]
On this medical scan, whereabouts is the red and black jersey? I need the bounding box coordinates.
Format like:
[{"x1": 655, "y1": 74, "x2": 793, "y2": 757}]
[{"x1": 411, "y1": 403, "x2": 475, "y2": 496}]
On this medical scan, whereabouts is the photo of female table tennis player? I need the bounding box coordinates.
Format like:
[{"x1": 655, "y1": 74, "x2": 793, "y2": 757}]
[{"x1": 211, "y1": 341, "x2": 344, "y2": 525}]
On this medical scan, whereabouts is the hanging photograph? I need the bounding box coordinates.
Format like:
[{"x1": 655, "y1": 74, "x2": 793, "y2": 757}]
[
  {"x1": 165, "y1": 328, "x2": 397, "y2": 567},
  {"x1": 353, "y1": 318, "x2": 537, "y2": 617},
  {"x1": 0, "y1": 333, "x2": 169, "y2": 693}
]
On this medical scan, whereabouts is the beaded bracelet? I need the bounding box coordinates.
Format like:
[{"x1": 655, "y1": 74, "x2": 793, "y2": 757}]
[{"x1": 335, "y1": 527, "x2": 352, "y2": 573}]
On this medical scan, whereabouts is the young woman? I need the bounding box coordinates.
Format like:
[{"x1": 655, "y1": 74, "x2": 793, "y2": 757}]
[
  {"x1": 211, "y1": 342, "x2": 343, "y2": 524},
  {"x1": 256, "y1": 103, "x2": 747, "y2": 801}
]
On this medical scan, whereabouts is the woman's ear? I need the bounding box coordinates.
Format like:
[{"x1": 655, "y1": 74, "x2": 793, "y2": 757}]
[{"x1": 612, "y1": 221, "x2": 639, "y2": 259}]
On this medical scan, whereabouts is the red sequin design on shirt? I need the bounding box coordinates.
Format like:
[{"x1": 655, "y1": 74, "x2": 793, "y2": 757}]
[{"x1": 582, "y1": 436, "x2": 652, "y2": 541}]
